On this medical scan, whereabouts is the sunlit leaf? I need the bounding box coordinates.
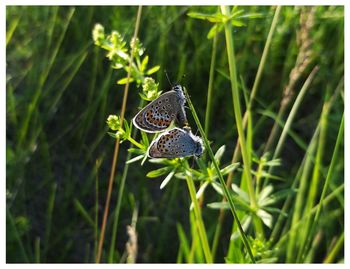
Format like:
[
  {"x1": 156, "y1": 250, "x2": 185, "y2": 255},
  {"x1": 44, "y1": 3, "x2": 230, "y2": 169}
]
[
  {"x1": 126, "y1": 155, "x2": 144, "y2": 164},
  {"x1": 214, "y1": 145, "x2": 226, "y2": 163},
  {"x1": 207, "y1": 23, "x2": 224, "y2": 39},
  {"x1": 231, "y1": 19, "x2": 246, "y2": 27},
  {"x1": 160, "y1": 170, "x2": 176, "y2": 189},
  {"x1": 141, "y1": 55, "x2": 149, "y2": 72},
  {"x1": 146, "y1": 65, "x2": 160, "y2": 75},
  {"x1": 187, "y1": 12, "x2": 224, "y2": 23},
  {"x1": 117, "y1": 77, "x2": 134, "y2": 85},
  {"x1": 256, "y1": 209, "x2": 273, "y2": 228},
  {"x1": 231, "y1": 183, "x2": 249, "y2": 202},
  {"x1": 258, "y1": 185, "x2": 274, "y2": 204},
  {"x1": 220, "y1": 163, "x2": 240, "y2": 175},
  {"x1": 146, "y1": 167, "x2": 172, "y2": 178},
  {"x1": 190, "y1": 181, "x2": 209, "y2": 210}
]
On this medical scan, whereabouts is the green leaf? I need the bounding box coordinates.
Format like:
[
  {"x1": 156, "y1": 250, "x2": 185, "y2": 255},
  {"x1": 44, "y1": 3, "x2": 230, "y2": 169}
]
[
  {"x1": 141, "y1": 55, "x2": 149, "y2": 72},
  {"x1": 160, "y1": 170, "x2": 176, "y2": 189},
  {"x1": 258, "y1": 185, "x2": 274, "y2": 204},
  {"x1": 214, "y1": 145, "x2": 226, "y2": 162},
  {"x1": 211, "y1": 181, "x2": 224, "y2": 196},
  {"x1": 146, "y1": 167, "x2": 172, "y2": 178},
  {"x1": 260, "y1": 188, "x2": 297, "y2": 207},
  {"x1": 236, "y1": 12, "x2": 264, "y2": 19},
  {"x1": 128, "y1": 148, "x2": 144, "y2": 154},
  {"x1": 207, "y1": 23, "x2": 224, "y2": 39},
  {"x1": 73, "y1": 199, "x2": 95, "y2": 228},
  {"x1": 146, "y1": 65, "x2": 160, "y2": 75},
  {"x1": 207, "y1": 201, "x2": 229, "y2": 210},
  {"x1": 141, "y1": 129, "x2": 149, "y2": 147},
  {"x1": 231, "y1": 183, "x2": 249, "y2": 202},
  {"x1": 190, "y1": 181, "x2": 209, "y2": 210},
  {"x1": 126, "y1": 155, "x2": 144, "y2": 164},
  {"x1": 256, "y1": 209, "x2": 273, "y2": 228},
  {"x1": 107, "y1": 131, "x2": 117, "y2": 138},
  {"x1": 117, "y1": 77, "x2": 134, "y2": 85},
  {"x1": 220, "y1": 163, "x2": 239, "y2": 175},
  {"x1": 231, "y1": 19, "x2": 246, "y2": 27},
  {"x1": 263, "y1": 206, "x2": 288, "y2": 217},
  {"x1": 230, "y1": 216, "x2": 252, "y2": 241},
  {"x1": 176, "y1": 223, "x2": 191, "y2": 262},
  {"x1": 187, "y1": 12, "x2": 224, "y2": 23}
]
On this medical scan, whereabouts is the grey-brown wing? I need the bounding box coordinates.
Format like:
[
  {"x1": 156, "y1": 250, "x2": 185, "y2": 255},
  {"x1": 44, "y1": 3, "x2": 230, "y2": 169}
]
[
  {"x1": 148, "y1": 128, "x2": 194, "y2": 158},
  {"x1": 133, "y1": 91, "x2": 183, "y2": 133}
]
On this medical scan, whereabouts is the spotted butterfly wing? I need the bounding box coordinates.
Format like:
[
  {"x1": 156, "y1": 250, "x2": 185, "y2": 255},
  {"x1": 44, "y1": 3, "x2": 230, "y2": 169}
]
[
  {"x1": 133, "y1": 85, "x2": 187, "y2": 133},
  {"x1": 148, "y1": 127, "x2": 204, "y2": 158}
]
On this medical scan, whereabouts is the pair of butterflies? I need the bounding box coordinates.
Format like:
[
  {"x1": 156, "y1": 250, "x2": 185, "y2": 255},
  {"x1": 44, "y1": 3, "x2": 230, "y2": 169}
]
[{"x1": 133, "y1": 85, "x2": 204, "y2": 159}]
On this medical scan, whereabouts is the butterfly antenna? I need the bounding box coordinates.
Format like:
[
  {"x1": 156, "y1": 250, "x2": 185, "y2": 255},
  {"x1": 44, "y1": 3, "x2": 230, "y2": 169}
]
[{"x1": 164, "y1": 69, "x2": 173, "y2": 87}]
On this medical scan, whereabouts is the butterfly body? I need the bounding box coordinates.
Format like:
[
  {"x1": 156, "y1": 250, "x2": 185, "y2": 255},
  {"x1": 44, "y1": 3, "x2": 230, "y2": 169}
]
[
  {"x1": 148, "y1": 127, "x2": 204, "y2": 158},
  {"x1": 133, "y1": 85, "x2": 187, "y2": 133}
]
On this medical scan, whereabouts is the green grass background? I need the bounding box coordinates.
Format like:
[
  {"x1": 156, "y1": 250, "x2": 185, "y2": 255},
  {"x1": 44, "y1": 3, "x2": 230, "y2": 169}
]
[{"x1": 6, "y1": 6, "x2": 344, "y2": 263}]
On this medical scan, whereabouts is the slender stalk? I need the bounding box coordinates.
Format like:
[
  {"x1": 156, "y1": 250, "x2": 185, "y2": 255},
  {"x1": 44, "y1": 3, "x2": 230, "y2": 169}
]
[
  {"x1": 127, "y1": 136, "x2": 144, "y2": 149},
  {"x1": 299, "y1": 114, "x2": 343, "y2": 261},
  {"x1": 96, "y1": 6, "x2": 142, "y2": 263},
  {"x1": 221, "y1": 6, "x2": 261, "y2": 240},
  {"x1": 204, "y1": 29, "x2": 218, "y2": 137},
  {"x1": 211, "y1": 7, "x2": 281, "y2": 257},
  {"x1": 270, "y1": 77, "x2": 342, "y2": 242},
  {"x1": 18, "y1": 8, "x2": 75, "y2": 148},
  {"x1": 183, "y1": 161, "x2": 213, "y2": 263},
  {"x1": 183, "y1": 86, "x2": 255, "y2": 263},
  {"x1": 276, "y1": 183, "x2": 344, "y2": 248},
  {"x1": 296, "y1": 86, "x2": 329, "y2": 262},
  {"x1": 273, "y1": 66, "x2": 319, "y2": 164},
  {"x1": 220, "y1": 5, "x2": 256, "y2": 206},
  {"x1": 43, "y1": 182, "x2": 57, "y2": 262},
  {"x1": 323, "y1": 232, "x2": 344, "y2": 263}
]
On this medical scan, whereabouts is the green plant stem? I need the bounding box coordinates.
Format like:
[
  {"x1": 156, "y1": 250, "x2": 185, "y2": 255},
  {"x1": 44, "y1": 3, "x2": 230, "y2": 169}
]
[
  {"x1": 183, "y1": 161, "x2": 213, "y2": 263},
  {"x1": 323, "y1": 232, "x2": 344, "y2": 263},
  {"x1": 96, "y1": 6, "x2": 142, "y2": 263},
  {"x1": 183, "y1": 85, "x2": 255, "y2": 263},
  {"x1": 296, "y1": 86, "x2": 329, "y2": 262},
  {"x1": 299, "y1": 113, "x2": 344, "y2": 261},
  {"x1": 265, "y1": 66, "x2": 319, "y2": 186},
  {"x1": 44, "y1": 182, "x2": 57, "y2": 262},
  {"x1": 211, "y1": 7, "x2": 281, "y2": 258},
  {"x1": 221, "y1": 6, "x2": 261, "y2": 238},
  {"x1": 273, "y1": 66, "x2": 319, "y2": 164},
  {"x1": 270, "y1": 77, "x2": 342, "y2": 242},
  {"x1": 127, "y1": 136, "x2": 144, "y2": 149},
  {"x1": 248, "y1": 6, "x2": 281, "y2": 113},
  {"x1": 204, "y1": 30, "x2": 218, "y2": 138},
  {"x1": 18, "y1": 8, "x2": 75, "y2": 148},
  {"x1": 276, "y1": 183, "x2": 344, "y2": 248}
]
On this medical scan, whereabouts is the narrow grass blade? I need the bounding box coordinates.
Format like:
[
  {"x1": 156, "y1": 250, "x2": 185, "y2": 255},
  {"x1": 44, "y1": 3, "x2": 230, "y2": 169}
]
[{"x1": 182, "y1": 85, "x2": 255, "y2": 263}]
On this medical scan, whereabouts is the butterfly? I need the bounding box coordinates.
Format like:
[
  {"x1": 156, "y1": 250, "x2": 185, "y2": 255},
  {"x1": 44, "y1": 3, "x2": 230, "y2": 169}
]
[
  {"x1": 133, "y1": 84, "x2": 188, "y2": 133},
  {"x1": 148, "y1": 127, "x2": 204, "y2": 158}
]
